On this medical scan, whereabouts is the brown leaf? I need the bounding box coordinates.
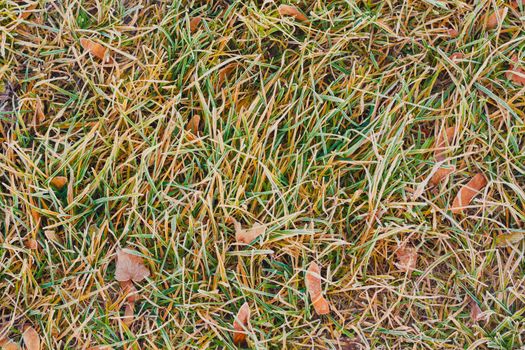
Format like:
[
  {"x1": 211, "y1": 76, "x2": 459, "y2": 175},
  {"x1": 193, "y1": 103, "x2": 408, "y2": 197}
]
[
  {"x1": 115, "y1": 248, "x2": 150, "y2": 282},
  {"x1": 506, "y1": 55, "x2": 525, "y2": 86},
  {"x1": 218, "y1": 63, "x2": 236, "y2": 85},
  {"x1": 485, "y1": 8, "x2": 506, "y2": 29},
  {"x1": 190, "y1": 17, "x2": 202, "y2": 32},
  {"x1": 25, "y1": 238, "x2": 38, "y2": 250},
  {"x1": 123, "y1": 302, "x2": 135, "y2": 327},
  {"x1": 19, "y1": 3, "x2": 37, "y2": 20},
  {"x1": 495, "y1": 232, "x2": 524, "y2": 246},
  {"x1": 469, "y1": 298, "x2": 484, "y2": 323},
  {"x1": 232, "y1": 302, "x2": 250, "y2": 345},
  {"x1": 450, "y1": 52, "x2": 464, "y2": 61},
  {"x1": 50, "y1": 176, "x2": 67, "y2": 189},
  {"x1": 451, "y1": 173, "x2": 487, "y2": 214},
  {"x1": 278, "y1": 5, "x2": 308, "y2": 21},
  {"x1": 120, "y1": 280, "x2": 140, "y2": 303},
  {"x1": 80, "y1": 38, "x2": 113, "y2": 64},
  {"x1": 447, "y1": 28, "x2": 459, "y2": 38},
  {"x1": 186, "y1": 115, "x2": 200, "y2": 135},
  {"x1": 395, "y1": 246, "x2": 417, "y2": 273},
  {"x1": 434, "y1": 126, "x2": 456, "y2": 162},
  {"x1": 305, "y1": 262, "x2": 330, "y2": 315},
  {"x1": 34, "y1": 97, "x2": 45, "y2": 124},
  {"x1": 22, "y1": 326, "x2": 40, "y2": 350},
  {"x1": 1, "y1": 340, "x2": 20, "y2": 350},
  {"x1": 429, "y1": 166, "x2": 455, "y2": 186},
  {"x1": 233, "y1": 220, "x2": 266, "y2": 244}
]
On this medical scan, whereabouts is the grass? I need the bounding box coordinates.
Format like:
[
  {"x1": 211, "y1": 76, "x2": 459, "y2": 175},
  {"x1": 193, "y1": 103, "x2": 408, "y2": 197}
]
[{"x1": 1, "y1": 0, "x2": 524, "y2": 349}]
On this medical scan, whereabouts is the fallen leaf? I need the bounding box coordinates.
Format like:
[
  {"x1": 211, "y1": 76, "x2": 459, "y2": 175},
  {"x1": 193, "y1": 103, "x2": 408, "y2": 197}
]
[
  {"x1": 115, "y1": 248, "x2": 150, "y2": 282},
  {"x1": 451, "y1": 173, "x2": 487, "y2": 214},
  {"x1": 447, "y1": 28, "x2": 459, "y2": 38},
  {"x1": 429, "y1": 166, "x2": 455, "y2": 186},
  {"x1": 495, "y1": 232, "x2": 524, "y2": 246},
  {"x1": 44, "y1": 230, "x2": 61, "y2": 243},
  {"x1": 486, "y1": 8, "x2": 506, "y2": 29},
  {"x1": 506, "y1": 55, "x2": 525, "y2": 86},
  {"x1": 50, "y1": 176, "x2": 67, "y2": 189},
  {"x1": 19, "y1": 3, "x2": 37, "y2": 20},
  {"x1": 469, "y1": 298, "x2": 484, "y2": 323},
  {"x1": 450, "y1": 52, "x2": 464, "y2": 61},
  {"x1": 120, "y1": 280, "x2": 140, "y2": 303},
  {"x1": 186, "y1": 115, "x2": 200, "y2": 135},
  {"x1": 123, "y1": 301, "x2": 134, "y2": 327},
  {"x1": 25, "y1": 238, "x2": 38, "y2": 250},
  {"x1": 190, "y1": 17, "x2": 202, "y2": 32},
  {"x1": 218, "y1": 63, "x2": 236, "y2": 85},
  {"x1": 305, "y1": 262, "x2": 330, "y2": 315},
  {"x1": 434, "y1": 126, "x2": 456, "y2": 162},
  {"x1": 232, "y1": 302, "x2": 251, "y2": 345},
  {"x1": 34, "y1": 97, "x2": 45, "y2": 124},
  {"x1": 233, "y1": 220, "x2": 266, "y2": 244},
  {"x1": 278, "y1": 5, "x2": 308, "y2": 21},
  {"x1": 1, "y1": 340, "x2": 20, "y2": 350},
  {"x1": 22, "y1": 326, "x2": 39, "y2": 350},
  {"x1": 395, "y1": 246, "x2": 417, "y2": 273},
  {"x1": 80, "y1": 38, "x2": 113, "y2": 64}
]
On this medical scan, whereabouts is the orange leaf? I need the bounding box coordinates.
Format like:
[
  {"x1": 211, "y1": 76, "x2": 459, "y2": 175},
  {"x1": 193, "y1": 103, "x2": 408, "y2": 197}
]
[
  {"x1": 218, "y1": 63, "x2": 236, "y2": 85},
  {"x1": 305, "y1": 262, "x2": 330, "y2": 315},
  {"x1": 50, "y1": 176, "x2": 67, "y2": 189},
  {"x1": 123, "y1": 301, "x2": 135, "y2": 327},
  {"x1": 34, "y1": 97, "x2": 45, "y2": 124},
  {"x1": 115, "y1": 248, "x2": 150, "y2": 282},
  {"x1": 190, "y1": 17, "x2": 202, "y2": 32},
  {"x1": 22, "y1": 326, "x2": 40, "y2": 350},
  {"x1": 1, "y1": 340, "x2": 20, "y2": 350},
  {"x1": 278, "y1": 5, "x2": 308, "y2": 21},
  {"x1": 447, "y1": 28, "x2": 459, "y2": 38},
  {"x1": 186, "y1": 115, "x2": 200, "y2": 135},
  {"x1": 233, "y1": 220, "x2": 266, "y2": 244},
  {"x1": 395, "y1": 246, "x2": 417, "y2": 273},
  {"x1": 485, "y1": 8, "x2": 506, "y2": 29},
  {"x1": 506, "y1": 55, "x2": 525, "y2": 86},
  {"x1": 429, "y1": 166, "x2": 455, "y2": 186},
  {"x1": 80, "y1": 38, "x2": 113, "y2": 64},
  {"x1": 451, "y1": 173, "x2": 487, "y2": 214},
  {"x1": 232, "y1": 302, "x2": 251, "y2": 345},
  {"x1": 434, "y1": 126, "x2": 456, "y2": 162},
  {"x1": 19, "y1": 3, "x2": 37, "y2": 20}
]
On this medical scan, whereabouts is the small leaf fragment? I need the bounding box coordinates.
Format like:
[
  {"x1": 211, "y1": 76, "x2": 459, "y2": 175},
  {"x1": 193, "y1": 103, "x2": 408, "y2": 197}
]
[
  {"x1": 305, "y1": 262, "x2": 330, "y2": 315},
  {"x1": 485, "y1": 8, "x2": 506, "y2": 29},
  {"x1": 278, "y1": 5, "x2": 308, "y2": 21},
  {"x1": 469, "y1": 298, "x2": 484, "y2": 323},
  {"x1": 506, "y1": 55, "x2": 525, "y2": 86},
  {"x1": 495, "y1": 232, "x2": 524, "y2": 246},
  {"x1": 233, "y1": 220, "x2": 266, "y2": 244},
  {"x1": 115, "y1": 248, "x2": 150, "y2": 282},
  {"x1": 186, "y1": 115, "x2": 200, "y2": 135},
  {"x1": 218, "y1": 63, "x2": 236, "y2": 85},
  {"x1": 189, "y1": 17, "x2": 202, "y2": 32},
  {"x1": 395, "y1": 246, "x2": 417, "y2": 273},
  {"x1": 22, "y1": 326, "x2": 40, "y2": 350},
  {"x1": 429, "y1": 166, "x2": 455, "y2": 186},
  {"x1": 1, "y1": 340, "x2": 20, "y2": 350},
  {"x1": 451, "y1": 173, "x2": 487, "y2": 214},
  {"x1": 123, "y1": 302, "x2": 135, "y2": 327},
  {"x1": 80, "y1": 38, "x2": 113, "y2": 64},
  {"x1": 434, "y1": 126, "x2": 456, "y2": 162},
  {"x1": 232, "y1": 302, "x2": 251, "y2": 345},
  {"x1": 50, "y1": 176, "x2": 67, "y2": 189},
  {"x1": 19, "y1": 3, "x2": 37, "y2": 20}
]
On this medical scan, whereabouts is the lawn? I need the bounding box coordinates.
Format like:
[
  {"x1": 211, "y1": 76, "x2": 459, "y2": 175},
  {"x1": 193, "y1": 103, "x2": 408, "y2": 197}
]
[{"x1": 1, "y1": 0, "x2": 524, "y2": 349}]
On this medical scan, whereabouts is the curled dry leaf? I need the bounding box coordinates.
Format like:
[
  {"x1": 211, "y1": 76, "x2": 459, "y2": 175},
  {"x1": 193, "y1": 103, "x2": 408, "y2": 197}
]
[
  {"x1": 434, "y1": 126, "x2": 456, "y2": 162},
  {"x1": 429, "y1": 166, "x2": 455, "y2": 187},
  {"x1": 186, "y1": 115, "x2": 200, "y2": 135},
  {"x1": 469, "y1": 298, "x2": 484, "y2": 323},
  {"x1": 190, "y1": 17, "x2": 202, "y2": 32},
  {"x1": 395, "y1": 246, "x2": 417, "y2": 273},
  {"x1": 233, "y1": 220, "x2": 266, "y2": 244},
  {"x1": 495, "y1": 232, "x2": 524, "y2": 246},
  {"x1": 80, "y1": 38, "x2": 113, "y2": 64},
  {"x1": 218, "y1": 63, "x2": 236, "y2": 85},
  {"x1": 232, "y1": 302, "x2": 251, "y2": 345},
  {"x1": 506, "y1": 55, "x2": 525, "y2": 86},
  {"x1": 451, "y1": 173, "x2": 487, "y2": 214},
  {"x1": 50, "y1": 176, "x2": 67, "y2": 189},
  {"x1": 278, "y1": 5, "x2": 308, "y2": 21},
  {"x1": 123, "y1": 302, "x2": 135, "y2": 327},
  {"x1": 22, "y1": 326, "x2": 40, "y2": 350},
  {"x1": 115, "y1": 248, "x2": 150, "y2": 282},
  {"x1": 305, "y1": 262, "x2": 330, "y2": 315},
  {"x1": 19, "y1": 3, "x2": 37, "y2": 20}
]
